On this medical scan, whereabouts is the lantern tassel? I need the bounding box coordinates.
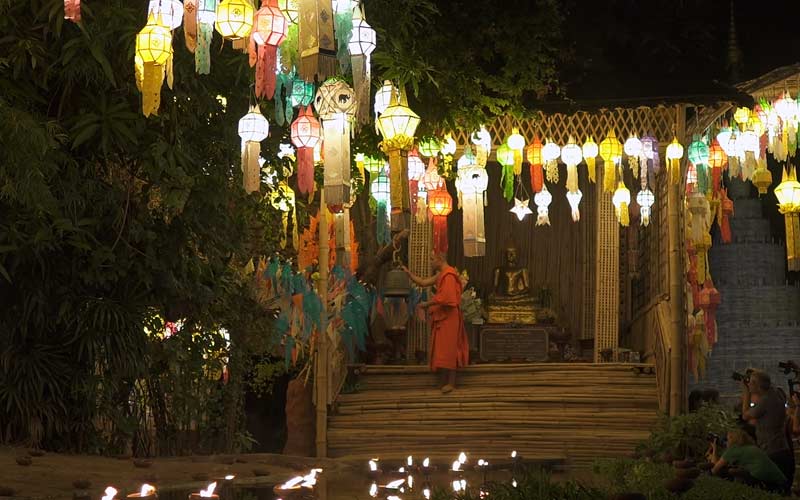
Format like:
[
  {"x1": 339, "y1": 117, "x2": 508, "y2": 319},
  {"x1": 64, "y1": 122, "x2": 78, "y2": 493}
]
[
  {"x1": 587, "y1": 157, "x2": 596, "y2": 184},
  {"x1": 184, "y1": 0, "x2": 198, "y2": 52},
  {"x1": 513, "y1": 150, "x2": 522, "y2": 176},
  {"x1": 64, "y1": 0, "x2": 81, "y2": 22},
  {"x1": 545, "y1": 159, "x2": 559, "y2": 184},
  {"x1": 322, "y1": 117, "x2": 351, "y2": 206},
  {"x1": 334, "y1": 7, "x2": 353, "y2": 73},
  {"x1": 415, "y1": 197, "x2": 427, "y2": 224},
  {"x1": 433, "y1": 217, "x2": 448, "y2": 254},
  {"x1": 196, "y1": 22, "x2": 213, "y2": 74},
  {"x1": 604, "y1": 162, "x2": 616, "y2": 193},
  {"x1": 297, "y1": 147, "x2": 315, "y2": 195},
  {"x1": 141, "y1": 62, "x2": 164, "y2": 117},
  {"x1": 566, "y1": 165, "x2": 579, "y2": 193},
  {"x1": 669, "y1": 158, "x2": 680, "y2": 185},
  {"x1": 501, "y1": 164, "x2": 514, "y2": 202},
  {"x1": 298, "y1": 0, "x2": 337, "y2": 82},
  {"x1": 536, "y1": 207, "x2": 550, "y2": 226},
  {"x1": 242, "y1": 141, "x2": 261, "y2": 193},
  {"x1": 618, "y1": 202, "x2": 629, "y2": 227},
  {"x1": 254, "y1": 43, "x2": 278, "y2": 99},
  {"x1": 352, "y1": 53, "x2": 371, "y2": 127}
]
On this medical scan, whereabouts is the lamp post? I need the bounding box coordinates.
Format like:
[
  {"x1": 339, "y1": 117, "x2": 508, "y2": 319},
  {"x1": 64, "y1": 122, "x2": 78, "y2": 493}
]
[{"x1": 378, "y1": 87, "x2": 421, "y2": 232}]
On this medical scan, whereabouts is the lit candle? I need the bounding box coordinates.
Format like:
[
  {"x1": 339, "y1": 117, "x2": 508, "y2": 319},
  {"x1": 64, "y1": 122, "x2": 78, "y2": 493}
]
[
  {"x1": 126, "y1": 484, "x2": 156, "y2": 500},
  {"x1": 458, "y1": 452, "x2": 467, "y2": 464},
  {"x1": 102, "y1": 487, "x2": 118, "y2": 500},
  {"x1": 369, "y1": 482, "x2": 378, "y2": 498},
  {"x1": 189, "y1": 482, "x2": 217, "y2": 500},
  {"x1": 407, "y1": 455, "x2": 413, "y2": 467}
]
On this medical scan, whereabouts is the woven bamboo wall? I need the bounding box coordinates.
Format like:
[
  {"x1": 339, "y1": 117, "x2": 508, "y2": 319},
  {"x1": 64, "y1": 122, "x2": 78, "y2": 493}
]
[
  {"x1": 408, "y1": 214, "x2": 433, "y2": 362},
  {"x1": 445, "y1": 162, "x2": 597, "y2": 341},
  {"x1": 594, "y1": 166, "x2": 620, "y2": 362},
  {"x1": 631, "y1": 169, "x2": 669, "y2": 313},
  {"x1": 451, "y1": 107, "x2": 680, "y2": 153}
]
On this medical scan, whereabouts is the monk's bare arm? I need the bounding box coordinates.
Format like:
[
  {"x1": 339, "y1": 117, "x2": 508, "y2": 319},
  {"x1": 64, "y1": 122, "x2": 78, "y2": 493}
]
[{"x1": 402, "y1": 266, "x2": 438, "y2": 288}]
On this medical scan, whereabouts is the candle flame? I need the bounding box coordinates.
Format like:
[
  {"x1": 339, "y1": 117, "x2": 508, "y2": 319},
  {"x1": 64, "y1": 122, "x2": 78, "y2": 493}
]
[
  {"x1": 511, "y1": 450, "x2": 517, "y2": 458},
  {"x1": 224, "y1": 475, "x2": 235, "y2": 480},
  {"x1": 279, "y1": 469, "x2": 322, "y2": 490},
  {"x1": 423, "y1": 457, "x2": 430, "y2": 468},
  {"x1": 199, "y1": 482, "x2": 217, "y2": 497},
  {"x1": 512, "y1": 478, "x2": 518, "y2": 488},
  {"x1": 423, "y1": 487, "x2": 431, "y2": 499},
  {"x1": 407, "y1": 475, "x2": 413, "y2": 489},
  {"x1": 369, "y1": 483, "x2": 378, "y2": 497},
  {"x1": 458, "y1": 452, "x2": 467, "y2": 464},
  {"x1": 398, "y1": 467, "x2": 405, "y2": 473},
  {"x1": 102, "y1": 487, "x2": 118, "y2": 500},
  {"x1": 369, "y1": 459, "x2": 378, "y2": 472},
  {"x1": 451, "y1": 460, "x2": 461, "y2": 472},
  {"x1": 452, "y1": 480, "x2": 462, "y2": 492},
  {"x1": 385, "y1": 479, "x2": 405, "y2": 490},
  {"x1": 407, "y1": 455, "x2": 413, "y2": 466},
  {"x1": 387, "y1": 496, "x2": 401, "y2": 500},
  {"x1": 139, "y1": 484, "x2": 156, "y2": 497}
]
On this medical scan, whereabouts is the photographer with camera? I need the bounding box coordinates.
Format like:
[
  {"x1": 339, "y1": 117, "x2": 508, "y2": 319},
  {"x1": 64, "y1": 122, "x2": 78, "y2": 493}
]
[
  {"x1": 740, "y1": 369, "x2": 795, "y2": 494},
  {"x1": 707, "y1": 428, "x2": 787, "y2": 493}
]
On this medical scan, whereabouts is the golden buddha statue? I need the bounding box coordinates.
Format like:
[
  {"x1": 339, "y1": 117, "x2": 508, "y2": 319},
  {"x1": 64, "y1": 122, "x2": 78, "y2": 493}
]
[{"x1": 487, "y1": 241, "x2": 538, "y2": 324}]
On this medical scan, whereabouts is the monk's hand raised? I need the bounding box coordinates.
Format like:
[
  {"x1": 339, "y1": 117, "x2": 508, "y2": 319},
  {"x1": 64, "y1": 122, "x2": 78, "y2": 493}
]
[{"x1": 401, "y1": 265, "x2": 410, "y2": 274}]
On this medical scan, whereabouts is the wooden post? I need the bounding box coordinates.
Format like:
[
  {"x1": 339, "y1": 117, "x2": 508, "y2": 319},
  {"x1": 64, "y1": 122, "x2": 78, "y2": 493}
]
[
  {"x1": 667, "y1": 105, "x2": 687, "y2": 416},
  {"x1": 316, "y1": 190, "x2": 329, "y2": 458}
]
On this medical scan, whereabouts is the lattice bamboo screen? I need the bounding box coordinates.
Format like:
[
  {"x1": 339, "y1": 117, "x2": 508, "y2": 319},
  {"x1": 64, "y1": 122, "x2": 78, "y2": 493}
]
[
  {"x1": 581, "y1": 184, "x2": 597, "y2": 341},
  {"x1": 632, "y1": 169, "x2": 669, "y2": 312},
  {"x1": 408, "y1": 214, "x2": 432, "y2": 362},
  {"x1": 451, "y1": 107, "x2": 680, "y2": 152},
  {"x1": 594, "y1": 165, "x2": 620, "y2": 362}
]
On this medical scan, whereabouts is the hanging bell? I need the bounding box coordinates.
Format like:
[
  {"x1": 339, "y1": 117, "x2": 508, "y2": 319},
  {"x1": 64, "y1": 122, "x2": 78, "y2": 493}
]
[{"x1": 383, "y1": 265, "x2": 411, "y2": 298}]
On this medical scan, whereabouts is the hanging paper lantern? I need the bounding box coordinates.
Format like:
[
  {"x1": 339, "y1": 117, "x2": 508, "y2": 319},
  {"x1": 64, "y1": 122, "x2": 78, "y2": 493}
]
[
  {"x1": 195, "y1": 0, "x2": 218, "y2": 74},
  {"x1": 507, "y1": 128, "x2": 526, "y2": 176},
  {"x1": 216, "y1": 0, "x2": 255, "y2": 45},
  {"x1": 688, "y1": 138, "x2": 710, "y2": 194},
  {"x1": 739, "y1": 130, "x2": 760, "y2": 180},
  {"x1": 641, "y1": 134, "x2": 659, "y2": 175},
  {"x1": 408, "y1": 150, "x2": 426, "y2": 215},
  {"x1": 665, "y1": 137, "x2": 684, "y2": 185},
  {"x1": 428, "y1": 188, "x2": 453, "y2": 254},
  {"x1": 250, "y1": 0, "x2": 288, "y2": 99},
  {"x1": 64, "y1": 0, "x2": 81, "y2": 22},
  {"x1": 542, "y1": 139, "x2": 560, "y2": 183},
  {"x1": 582, "y1": 136, "x2": 598, "y2": 184},
  {"x1": 624, "y1": 135, "x2": 643, "y2": 179},
  {"x1": 315, "y1": 78, "x2": 357, "y2": 206},
  {"x1": 510, "y1": 197, "x2": 533, "y2": 221},
  {"x1": 349, "y1": 6, "x2": 376, "y2": 125},
  {"x1": 561, "y1": 136, "x2": 582, "y2": 193},
  {"x1": 566, "y1": 190, "x2": 583, "y2": 223},
  {"x1": 707, "y1": 139, "x2": 727, "y2": 194},
  {"x1": 290, "y1": 106, "x2": 321, "y2": 195},
  {"x1": 752, "y1": 162, "x2": 773, "y2": 194},
  {"x1": 719, "y1": 187, "x2": 734, "y2": 244},
  {"x1": 136, "y1": 14, "x2": 173, "y2": 117},
  {"x1": 422, "y1": 161, "x2": 443, "y2": 191},
  {"x1": 364, "y1": 155, "x2": 387, "y2": 176},
  {"x1": 149, "y1": 0, "x2": 184, "y2": 30},
  {"x1": 370, "y1": 169, "x2": 391, "y2": 245},
  {"x1": 612, "y1": 181, "x2": 631, "y2": 227},
  {"x1": 471, "y1": 126, "x2": 492, "y2": 167},
  {"x1": 270, "y1": 180, "x2": 298, "y2": 249},
  {"x1": 775, "y1": 167, "x2": 800, "y2": 271},
  {"x1": 688, "y1": 191, "x2": 711, "y2": 283},
  {"x1": 526, "y1": 135, "x2": 544, "y2": 193},
  {"x1": 599, "y1": 130, "x2": 622, "y2": 193},
  {"x1": 698, "y1": 280, "x2": 721, "y2": 345},
  {"x1": 238, "y1": 106, "x2": 269, "y2": 193},
  {"x1": 378, "y1": 87, "x2": 421, "y2": 231},
  {"x1": 534, "y1": 185, "x2": 552, "y2": 226},
  {"x1": 456, "y1": 155, "x2": 489, "y2": 257},
  {"x1": 497, "y1": 143, "x2": 515, "y2": 202},
  {"x1": 374, "y1": 80, "x2": 396, "y2": 132},
  {"x1": 636, "y1": 188, "x2": 655, "y2": 227},
  {"x1": 733, "y1": 107, "x2": 750, "y2": 127},
  {"x1": 278, "y1": 0, "x2": 299, "y2": 23},
  {"x1": 184, "y1": 0, "x2": 199, "y2": 53}
]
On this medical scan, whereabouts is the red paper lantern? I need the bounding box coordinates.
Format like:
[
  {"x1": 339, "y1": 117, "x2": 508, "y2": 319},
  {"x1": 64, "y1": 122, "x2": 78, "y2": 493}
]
[
  {"x1": 720, "y1": 188, "x2": 734, "y2": 244},
  {"x1": 526, "y1": 136, "x2": 544, "y2": 193},
  {"x1": 250, "y1": 0, "x2": 288, "y2": 99},
  {"x1": 428, "y1": 188, "x2": 452, "y2": 254},
  {"x1": 698, "y1": 280, "x2": 721, "y2": 345},
  {"x1": 708, "y1": 139, "x2": 727, "y2": 193},
  {"x1": 291, "y1": 106, "x2": 321, "y2": 195}
]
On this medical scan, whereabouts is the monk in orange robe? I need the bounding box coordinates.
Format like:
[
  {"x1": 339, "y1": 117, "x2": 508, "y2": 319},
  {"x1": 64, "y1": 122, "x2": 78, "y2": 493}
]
[{"x1": 403, "y1": 252, "x2": 469, "y2": 393}]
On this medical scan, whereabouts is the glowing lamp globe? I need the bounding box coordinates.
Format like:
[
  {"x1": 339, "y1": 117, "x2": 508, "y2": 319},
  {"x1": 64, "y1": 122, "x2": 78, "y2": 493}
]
[
  {"x1": 277, "y1": 0, "x2": 299, "y2": 23},
  {"x1": 637, "y1": 188, "x2": 655, "y2": 226},
  {"x1": 599, "y1": 130, "x2": 623, "y2": 162},
  {"x1": 253, "y1": 1, "x2": 288, "y2": 46},
  {"x1": 666, "y1": 138, "x2": 684, "y2": 162},
  {"x1": 708, "y1": 140, "x2": 726, "y2": 169},
  {"x1": 716, "y1": 127, "x2": 734, "y2": 155},
  {"x1": 687, "y1": 139, "x2": 709, "y2": 165},
  {"x1": 561, "y1": 142, "x2": 582, "y2": 166},
  {"x1": 740, "y1": 130, "x2": 759, "y2": 153},
  {"x1": 623, "y1": 135, "x2": 642, "y2": 158},
  {"x1": 582, "y1": 137, "x2": 598, "y2": 160},
  {"x1": 370, "y1": 170, "x2": 390, "y2": 204},
  {"x1": 541, "y1": 140, "x2": 560, "y2": 163},
  {"x1": 238, "y1": 107, "x2": 269, "y2": 142},
  {"x1": 418, "y1": 138, "x2": 441, "y2": 158},
  {"x1": 733, "y1": 107, "x2": 750, "y2": 126},
  {"x1": 613, "y1": 183, "x2": 631, "y2": 209},
  {"x1": 378, "y1": 95, "x2": 420, "y2": 144},
  {"x1": 148, "y1": 0, "x2": 184, "y2": 30},
  {"x1": 215, "y1": 0, "x2": 254, "y2": 40},
  {"x1": 290, "y1": 111, "x2": 321, "y2": 148},
  {"x1": 775, "y1": 168, "x2": 800, "y2": 211},
  {"x1": 349, "y1": 17, "x2": 376, "y2": 56},
  {"x1": 137, "y1": 14, "x2": 173, "y2": 65},
  {"x1": 752, "y1": 166, "x2": 773, "y2": 195},
  {"x1": 496, "y1": 144, "x2": 514, "y2": 167},
  {"x1": 428, "y1": 189, "x2": 453, "y2": 217},
  {"x1": 507, "y1": 129, "x2": 525, "y2": 151}
]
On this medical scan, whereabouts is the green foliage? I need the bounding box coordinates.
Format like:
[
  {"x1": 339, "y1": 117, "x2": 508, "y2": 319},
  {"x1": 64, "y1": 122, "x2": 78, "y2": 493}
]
[{"x1": 636, "y1": 403, "x2": 737, "y2": 461}]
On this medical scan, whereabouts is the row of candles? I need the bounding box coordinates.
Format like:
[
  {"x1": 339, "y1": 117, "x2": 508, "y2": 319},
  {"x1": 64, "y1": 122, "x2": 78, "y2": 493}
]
[
  {"x1": 96, "y1": 468, "x2": 323, "y2": 500},
  {"x1": 367, "y1": 451, "x2": 523, "y2": 499}
]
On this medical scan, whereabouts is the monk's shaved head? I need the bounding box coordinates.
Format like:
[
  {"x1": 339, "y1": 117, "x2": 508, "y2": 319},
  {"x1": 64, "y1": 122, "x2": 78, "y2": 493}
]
[{"x1": 430, "y1": 251, "x2": 447, "y2": 271}]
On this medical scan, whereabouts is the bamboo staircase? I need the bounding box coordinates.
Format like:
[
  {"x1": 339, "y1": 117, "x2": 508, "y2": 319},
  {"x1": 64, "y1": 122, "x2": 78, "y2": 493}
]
[{"x1": 328, "y1": 363, "x2": 659, "y2": 468}]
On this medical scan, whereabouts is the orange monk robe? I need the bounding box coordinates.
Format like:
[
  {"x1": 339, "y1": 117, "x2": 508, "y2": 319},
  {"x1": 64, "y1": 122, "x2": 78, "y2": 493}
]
[{"x1": 428, "y1": 265, "x2": 469, "y2": 371}]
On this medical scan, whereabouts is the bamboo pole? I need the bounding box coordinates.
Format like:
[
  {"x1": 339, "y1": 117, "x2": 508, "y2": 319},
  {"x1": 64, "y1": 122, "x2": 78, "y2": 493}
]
[
  {"x1": 316, "y1": 189, "x2": 329, "y2": 458},
  {"x1": 668, "y1": 105, "x2": 687, "y2": 416}
]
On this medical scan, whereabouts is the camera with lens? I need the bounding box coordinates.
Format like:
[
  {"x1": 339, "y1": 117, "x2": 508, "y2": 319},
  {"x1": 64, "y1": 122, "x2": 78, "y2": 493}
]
[
  {"x1": 778, "y1": 360, "x2": 799, "y2": 375},
  {"x1": 707, "y1": 432, "x2": 727, "y2": 447},
  {"x1": 731, "y1": 368, "x2": 754, "y2": 383}
]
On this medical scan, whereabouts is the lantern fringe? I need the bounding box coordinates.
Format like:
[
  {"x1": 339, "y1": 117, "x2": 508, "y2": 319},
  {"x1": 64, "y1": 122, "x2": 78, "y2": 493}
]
[
  {"x1": 352, "y1": 54, "x2": 371, "y2": 127},
  {"x1": 536, "y1": 208, "x2": 550, "y2": 226},
  {"x1": 141, "y1": 62, "x2": 164, "y2": 117},
  {"x1": 184, "y1": 0, "x2": 198, "y2": 52},
  {"x1": 64, "y1": 0, "x2": 81, "y2": 22},
  {"x1": 415, "y1": 198, "x2": 427, "y2": 224},
  {"x1": 166, "y1": 52, "x2": 174, "y2": 89},
  {"x1": 545, "y1": 159, "x2": 559, "y2": 183},
  {"x1": 529, "y1": 163, "x2": 543, "y2": 193},
  {"x1": 322, "y1": 118, "x2": 351, "y2": 206},
  {"x1": 587, "y1": 157, "x2": 596, "y2": 184},
  {"x1": 618, "y1": 202, "x2": 629, "y2": 227},
  {"x1": 501, "y1": 164, "x2": 514, "y2": 202},
  {"x1": 513, "y1": 150, "x2": 522, "y2": 176},
  {"x1": 433, "y1": 217, "x2": 448, "y2": 254},
  {"x1": 297, "y1": 147, "x2": 315, "y2": 194},
  {"x1": 298, "y1": 0, "x2": 338, "y2": 82},
  {"x1": 242, "y1": 141, "x2": 262, "y2": 193},
  {"x1": 196, "y1": 23, "x2": 213, "y2": 74},
  {"x1": 566, "y1": 165, "x2": 578, "y2": 193},
  {"x1": 668, "y1": 158, "x2": 680, "y2": 185},
  {"x1": 603, "y1": 163, "x2": 616, "y2": 193},
  {"x1": 629, "y1": 156, "x2": 639, "y2": 179},
  {"x1": 254, "y1": 43, "x2": 278, "y2": 99}
]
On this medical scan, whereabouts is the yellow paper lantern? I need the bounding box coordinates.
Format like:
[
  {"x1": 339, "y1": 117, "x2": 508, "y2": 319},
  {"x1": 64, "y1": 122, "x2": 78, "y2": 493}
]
[
  {"x1": 137, "y1": 14, "x2": 173, "y2": 65},
  {"x1": 665, "y1": 137, "x2": 684, "y2": 185},
  {"x1": 582, "y1": 136, "x2": 598, "y2": 184},
  {"x1": 599, "y1": 130, "x2": 622, "y2": 193},
  {"x1": 775, "y1": 167, "x2": 800, "y2": 271},
  {"x1": 215, "y1": 0, "x2": 254, "y2": 40}
]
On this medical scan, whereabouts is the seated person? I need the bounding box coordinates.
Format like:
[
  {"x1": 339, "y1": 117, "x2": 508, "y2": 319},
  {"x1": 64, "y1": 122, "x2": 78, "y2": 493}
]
[{"x1": 708, "y1": 428, "x2": 787, "y2": 493}]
